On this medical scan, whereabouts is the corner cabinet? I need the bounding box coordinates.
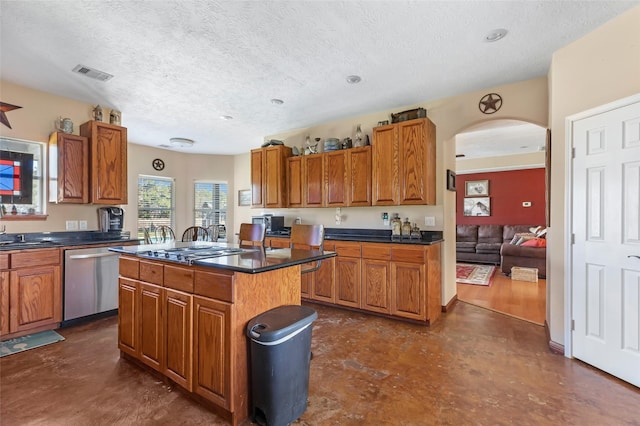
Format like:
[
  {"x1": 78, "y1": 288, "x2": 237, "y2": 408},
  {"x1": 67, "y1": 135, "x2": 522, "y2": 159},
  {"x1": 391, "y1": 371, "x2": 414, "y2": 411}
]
[
  {"x1": 372, "y1": 118, "x2": 436, "y2": 205},
  {"x1": 48, "y1": 132, "x2": 89, "y2": 203},
  {"x1": 79, "y1": 120, "x2": 128, "y2": 204},
  {"x1": 251, "y1": 145, "x2": 292, "y2": 208}
]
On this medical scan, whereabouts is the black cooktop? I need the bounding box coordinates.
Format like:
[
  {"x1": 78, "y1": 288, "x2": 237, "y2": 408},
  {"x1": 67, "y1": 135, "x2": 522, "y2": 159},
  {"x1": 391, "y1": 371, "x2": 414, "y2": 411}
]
[{"x1": 136, "y1": 245, "x2": 258, "y2": 265}]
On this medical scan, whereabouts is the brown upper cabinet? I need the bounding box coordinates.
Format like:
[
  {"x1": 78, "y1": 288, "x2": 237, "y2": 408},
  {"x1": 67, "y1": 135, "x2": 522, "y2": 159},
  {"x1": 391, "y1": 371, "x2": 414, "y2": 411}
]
[
  {"x1": 286, "y1": 146, "x2": 371, "y2": 208},
  {"x1": 372, "y1": 118, "x2": 436, "y2": 205},
  {"x1": 48, "y1": 132, "x2": 89, "y2": 203},
  {"x1": 251, "y1": 145, "x2": 292, "y2": 208},
  {"x1": 79, "y1": 120, "x2": 128, "y2": 204}
]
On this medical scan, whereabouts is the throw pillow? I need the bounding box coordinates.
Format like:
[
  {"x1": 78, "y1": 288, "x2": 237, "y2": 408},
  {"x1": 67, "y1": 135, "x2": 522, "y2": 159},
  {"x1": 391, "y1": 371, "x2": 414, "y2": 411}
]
[
  {"x1": 511, "y1": 233, "x2": 537, "y2": 245},
  {"x1": 522, "y1": 238, "x2": 547, "y2": 247}
]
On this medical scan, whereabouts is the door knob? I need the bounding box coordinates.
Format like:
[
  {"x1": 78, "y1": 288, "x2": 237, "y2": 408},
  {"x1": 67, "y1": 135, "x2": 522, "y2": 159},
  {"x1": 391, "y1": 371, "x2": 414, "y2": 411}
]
[{"x1": 628, "y1": 255, "x2": 640, "y2": 260}]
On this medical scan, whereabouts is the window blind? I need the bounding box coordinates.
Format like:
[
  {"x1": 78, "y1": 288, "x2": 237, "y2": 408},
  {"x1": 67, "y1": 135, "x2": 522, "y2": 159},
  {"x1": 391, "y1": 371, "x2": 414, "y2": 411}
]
[
  {"x1": 138, "y1": 175, "x2": 175, "y2": 237},
  {"x1": 194, "y1": 182, "x2": 227, "y2": 227}
]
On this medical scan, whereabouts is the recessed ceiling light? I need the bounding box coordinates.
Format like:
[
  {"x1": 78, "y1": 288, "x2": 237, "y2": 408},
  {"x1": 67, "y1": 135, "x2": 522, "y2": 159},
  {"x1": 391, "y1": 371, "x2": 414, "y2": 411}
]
[
  {"x1": 270, "y1": 98, "x2": 284, "y2": 105},
  {"x1": 169, "y1": 137, "x2": 195, "y2": 148},
  {"x1": 484, "y1": 29, "x2": 508, "y2": 42},
  {"x1": 346, "y1": 75, "x2": 362, "y2": 84},
  {"x1": 220, "y1": 115, "x2": 233, "y2": 120}
]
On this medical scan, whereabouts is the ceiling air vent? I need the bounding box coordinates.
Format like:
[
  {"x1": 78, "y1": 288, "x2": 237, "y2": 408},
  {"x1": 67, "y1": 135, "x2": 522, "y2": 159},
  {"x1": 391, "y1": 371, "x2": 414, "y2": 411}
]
[{"x1": 72, "y1": 64, "x2": 114, "y2": 82}]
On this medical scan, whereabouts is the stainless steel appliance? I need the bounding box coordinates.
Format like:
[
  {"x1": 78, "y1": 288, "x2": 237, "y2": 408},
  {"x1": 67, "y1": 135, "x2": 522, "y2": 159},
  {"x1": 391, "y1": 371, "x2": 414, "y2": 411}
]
[
  {"x1": 64, "y1": 246, "x2": 121, "y2": 322},
  {"x1": 136, "y1": 245, "x2": 257, "y2": 265},
  {"x1": 98, "y1": 207, "x2": 124, "y2": 232},
  {"x1": 252, "y1": 215, "x2": 285, "y2": 233}
]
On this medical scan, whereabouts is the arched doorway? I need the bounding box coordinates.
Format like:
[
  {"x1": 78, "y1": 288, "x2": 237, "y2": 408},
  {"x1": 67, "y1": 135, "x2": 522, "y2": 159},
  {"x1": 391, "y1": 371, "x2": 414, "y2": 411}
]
[{"x1": 454, "y1": 119, "x2": 548, "y2": 325}]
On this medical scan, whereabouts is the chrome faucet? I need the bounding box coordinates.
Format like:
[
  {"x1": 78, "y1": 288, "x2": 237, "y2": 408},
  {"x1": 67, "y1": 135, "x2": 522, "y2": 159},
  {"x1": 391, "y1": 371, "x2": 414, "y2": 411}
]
[{"x1": 17, "y1": 233, "x2": 26, "y2": 242}]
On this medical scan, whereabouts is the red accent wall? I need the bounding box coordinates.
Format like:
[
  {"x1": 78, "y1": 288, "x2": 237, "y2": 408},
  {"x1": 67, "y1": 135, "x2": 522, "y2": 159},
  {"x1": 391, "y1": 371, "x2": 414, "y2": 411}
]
[{"x1": 456, "y1": 168, "x2": 546, "y2": 225}]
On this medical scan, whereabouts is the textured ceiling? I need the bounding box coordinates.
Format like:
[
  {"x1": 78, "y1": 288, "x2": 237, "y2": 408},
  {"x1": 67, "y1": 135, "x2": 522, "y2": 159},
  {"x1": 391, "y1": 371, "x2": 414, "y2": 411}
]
[{"x1": 1, "y1": 1, "x2": 637, "y2": 155}]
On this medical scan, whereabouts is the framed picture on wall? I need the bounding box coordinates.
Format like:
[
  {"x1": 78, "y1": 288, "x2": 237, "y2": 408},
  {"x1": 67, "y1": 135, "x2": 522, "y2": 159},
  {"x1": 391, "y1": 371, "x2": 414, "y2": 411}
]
[
  {"x1": 463, "y1": 197, "x2": 491, "y2": 216},
  {"x1": 465, "y1": 180, "x2": 489, "y2": 197},
  {"x1": 446, "y1": 169, "x2": 456, "y2": 191}
]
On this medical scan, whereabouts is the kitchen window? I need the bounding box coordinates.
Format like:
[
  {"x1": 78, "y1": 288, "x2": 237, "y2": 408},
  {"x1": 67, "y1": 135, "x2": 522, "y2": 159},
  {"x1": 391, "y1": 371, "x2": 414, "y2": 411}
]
[
  {"x1": 0, "y1": 137, "x2": 45, "y2": 218},
  {"x1": 194, "y1": 181, "x2": 227, "y2": 228},
  {"x1": 138, "y1": 175, "x2": 175, "y2": 241}
]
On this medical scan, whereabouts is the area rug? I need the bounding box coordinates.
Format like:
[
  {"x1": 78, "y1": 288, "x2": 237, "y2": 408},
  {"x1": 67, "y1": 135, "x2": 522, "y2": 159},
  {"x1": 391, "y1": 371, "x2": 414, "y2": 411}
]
[
  {"x1": 0, "y1": 330, "x2": 65, "y2": 357},
  {"x1": 456, "y1": 263, "x2": 496, "y2": 286}
]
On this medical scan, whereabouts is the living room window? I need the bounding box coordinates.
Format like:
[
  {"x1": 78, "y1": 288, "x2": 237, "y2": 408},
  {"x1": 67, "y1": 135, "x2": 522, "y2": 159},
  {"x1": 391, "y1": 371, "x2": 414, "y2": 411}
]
[{"x1": 137, "y1": 175, "x2": 175, "y2": 241}]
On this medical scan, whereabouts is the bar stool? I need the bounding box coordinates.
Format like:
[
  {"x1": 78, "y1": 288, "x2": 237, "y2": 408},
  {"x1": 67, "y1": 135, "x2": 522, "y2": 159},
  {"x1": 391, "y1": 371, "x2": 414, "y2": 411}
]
[
  {"x1": 238, "y1": 223, "x2": 266, "y2": 247},
  {"x1": 290, "y1": 224, "x2": 325, "y2": 273}
]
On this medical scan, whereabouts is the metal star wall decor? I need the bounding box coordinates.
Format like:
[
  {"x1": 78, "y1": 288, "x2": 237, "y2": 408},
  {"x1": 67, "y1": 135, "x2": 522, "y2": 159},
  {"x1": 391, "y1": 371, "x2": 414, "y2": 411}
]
[
  {"x1": 478, "y1": 93, "x2": 502, "y2": 114},
  {"x1": 0, "y1": 102, "x2": 22, "y2": 129}
]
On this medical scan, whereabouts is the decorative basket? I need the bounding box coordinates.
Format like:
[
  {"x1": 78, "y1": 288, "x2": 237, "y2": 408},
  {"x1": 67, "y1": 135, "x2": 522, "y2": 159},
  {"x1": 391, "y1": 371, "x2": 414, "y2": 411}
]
[
  {"x1": 511, "y1": 267, "x2": 538, "y2": 283},
  {"x1": 391, "y1": 107, "x2": 427, "y2": 123}
]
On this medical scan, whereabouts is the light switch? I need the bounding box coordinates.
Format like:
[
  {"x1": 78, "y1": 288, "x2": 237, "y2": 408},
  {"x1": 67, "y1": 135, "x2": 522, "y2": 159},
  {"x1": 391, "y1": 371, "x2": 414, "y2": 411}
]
[{"x1": 522, "y1": 201, "x2": 532, "y2": 207}]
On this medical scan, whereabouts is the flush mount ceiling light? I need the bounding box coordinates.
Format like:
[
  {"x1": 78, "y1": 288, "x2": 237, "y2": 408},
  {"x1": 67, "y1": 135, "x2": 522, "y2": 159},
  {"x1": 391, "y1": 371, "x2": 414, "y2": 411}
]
[
  {"x1": 220, "y1": 115, "x2": 233, "y2": 120},
  {"x1": 169, "y1": 137, "x2": 195, "y2": 148},
  {"x1": 346, "y1": 75, "x2": 362, "y2": 84},
  {"x1": 270, "y1": 98, "x2": 284, "y2": 105},
  {"x1": 484, "y1": 29, "x2": 508, "y2": 42}
]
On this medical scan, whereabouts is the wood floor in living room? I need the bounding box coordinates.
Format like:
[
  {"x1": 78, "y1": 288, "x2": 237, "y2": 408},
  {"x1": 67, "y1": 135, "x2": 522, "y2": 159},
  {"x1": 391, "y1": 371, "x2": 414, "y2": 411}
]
[
  {"x1": 457, "y1": 269, "x2": 546, "y2": 325},
  {"x1": 2, "y1": 302, "x2": 638, "y2": 425}
]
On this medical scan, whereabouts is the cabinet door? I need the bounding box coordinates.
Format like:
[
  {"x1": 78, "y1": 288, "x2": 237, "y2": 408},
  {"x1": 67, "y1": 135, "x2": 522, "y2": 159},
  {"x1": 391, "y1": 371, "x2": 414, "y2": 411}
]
[
  {"x1": 118, "y1": 278, "x2": 138, "y2": 357},
  {"x1": 390, "y1": 262, "x2": 426, "y2": 321},
  {"x1": 372, "y1": 125, "x2": 399, "y2": 205},
  {"x1": 49, "y1": 132, "x2": 89, "y2": 203},
  {"x1": 348, "y1": 146, "x2": 372, "y2": 206},
  {"x1": 311, "y1": 257, "x2": 335, "y2": 303},
  {"x1": 9, "y1": 265, "x2": 62, "y2": 333},
  {"x1": 335, "y1": 257, "x2": 361, "y2": 308},
  {"x1": 325, "y1": 150, "x2": 348, "y2": 207},
  {"x1": 193, "y1": 296, "x2": 231, "y2": 410},
  {"x1": 361, "y1": 259, "x2": 391, "y2": 314},
  {"x1": 264, "y1": 145, "x2": 290, "y2": 208},
  {"x1": 80, "y1": 120, "x2": 128, "y2": 204},
  {"x1": 250, "y1": 148, "x2": 264, "y2": 207},
  {"x1": 164, "y1": 288, "x2": 193, "y2": 391},
  {"x1": 287, "y1": 156, "x2": 303, "y2": 208},
  {"x1": 0, "y1": 271, "x2": 9, "y2": 336},
  {"x1": 398, "y1": 119, "x2": 435, "y2": 205},
  {"x1": 139, "y1": 282, "x2": 163, "y2": 372},
  {"x1": 300, "y1": 273, "x2": 312, "y2": 299},
  {"x1": 304, "y1": 154, "x2": 324, "y2": 207}
]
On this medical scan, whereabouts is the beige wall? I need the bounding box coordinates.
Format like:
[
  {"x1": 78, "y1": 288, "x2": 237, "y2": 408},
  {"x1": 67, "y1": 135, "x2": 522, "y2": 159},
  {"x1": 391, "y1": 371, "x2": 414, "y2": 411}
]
[{"x1": 547, "y1": 5, "x2": 640, "y2": 347}]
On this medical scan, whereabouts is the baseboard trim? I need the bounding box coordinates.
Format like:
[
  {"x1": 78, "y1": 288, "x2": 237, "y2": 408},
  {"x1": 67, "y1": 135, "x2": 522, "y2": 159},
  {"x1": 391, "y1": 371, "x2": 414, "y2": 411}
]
[
  {"x1": 544, "y1": 320, "x2": 564, "y2": 354},
  {"x1": 442, "y1": 295, "x2": 458, "y2": 313}
]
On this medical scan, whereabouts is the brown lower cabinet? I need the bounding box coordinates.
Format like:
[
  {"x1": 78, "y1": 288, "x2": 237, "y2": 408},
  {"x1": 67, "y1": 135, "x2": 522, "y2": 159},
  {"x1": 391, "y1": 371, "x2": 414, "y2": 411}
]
[
  {"x1": 117, "y1": 255, "x2": 300, "y2": 426},
  {"x1": 0, "y1": 249, "x2": 62, "y2": 340},
  {"x1": 266, "y1": 237, "x2": 442, "y2": 324}
]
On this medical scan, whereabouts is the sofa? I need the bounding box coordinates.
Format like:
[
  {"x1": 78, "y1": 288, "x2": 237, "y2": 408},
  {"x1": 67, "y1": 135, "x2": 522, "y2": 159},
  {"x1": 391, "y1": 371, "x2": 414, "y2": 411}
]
[{"x1": 456, "y1": 224, "x2": 546, "y2": 278}]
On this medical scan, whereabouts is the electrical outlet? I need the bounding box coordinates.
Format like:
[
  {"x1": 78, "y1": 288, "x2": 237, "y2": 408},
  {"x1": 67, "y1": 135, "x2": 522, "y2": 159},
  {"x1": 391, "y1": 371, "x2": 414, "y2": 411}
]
[
  {"x1": 66, "y1": 220, "x2": 78, "y2": 231},
  {"x1": 424, "y1": 216, "x2": 436, "y2": 227},
  {"x1": 79, "y1": 220, "x2": 88, "y2": 230}
]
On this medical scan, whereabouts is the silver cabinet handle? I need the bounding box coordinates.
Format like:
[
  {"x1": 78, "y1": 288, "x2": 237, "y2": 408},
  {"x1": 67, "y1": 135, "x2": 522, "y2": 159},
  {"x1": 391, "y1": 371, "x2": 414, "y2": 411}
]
[
  {"x1": 628, "y1": 255, "x2": 640, "y2": 260},
  {"x1": 68, "y1": 252, "x2": 120, "y2": 260}
]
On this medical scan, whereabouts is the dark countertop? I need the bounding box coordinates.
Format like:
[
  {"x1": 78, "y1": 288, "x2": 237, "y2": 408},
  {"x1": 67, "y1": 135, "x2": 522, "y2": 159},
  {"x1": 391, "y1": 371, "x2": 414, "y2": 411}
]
[
  {"x1": 109, "y1": 241, "x2": 337, "y2": 274},
  {"x1": 266, "y1": 227, "x2": 443, "y2": 245},
  {"x1": 0, "y1": 231, "x2": 139, "y2": 251}
]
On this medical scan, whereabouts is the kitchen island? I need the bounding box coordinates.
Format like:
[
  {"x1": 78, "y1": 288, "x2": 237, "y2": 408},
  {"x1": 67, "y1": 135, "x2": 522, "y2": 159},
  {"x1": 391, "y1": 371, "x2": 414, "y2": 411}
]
[{"x1": 109, "y1": 242, "x2": 335, "y2": 426}]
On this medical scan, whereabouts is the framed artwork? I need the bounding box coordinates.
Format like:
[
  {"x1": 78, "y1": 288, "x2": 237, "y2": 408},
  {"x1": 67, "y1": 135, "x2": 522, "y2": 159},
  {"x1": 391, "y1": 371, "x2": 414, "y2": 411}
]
[
  {"x1": 446, "y1": 169, "x2": 456, "y2": 191},
  {"x1": 238, "y1": 189, "x2": 251, "y2": 206},
  {"x1": 463, "y1": 197, "x2": 491, "y2": 216},
  {"x1": 465, "y1": 180, "x2": 489, "y2": 197}
]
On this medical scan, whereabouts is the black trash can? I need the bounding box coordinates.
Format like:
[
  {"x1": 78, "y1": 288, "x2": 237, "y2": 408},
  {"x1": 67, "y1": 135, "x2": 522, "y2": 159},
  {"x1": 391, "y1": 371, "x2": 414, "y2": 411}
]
[{"x1": 246, "y1": 305, "x2": 318, "y2": 426}]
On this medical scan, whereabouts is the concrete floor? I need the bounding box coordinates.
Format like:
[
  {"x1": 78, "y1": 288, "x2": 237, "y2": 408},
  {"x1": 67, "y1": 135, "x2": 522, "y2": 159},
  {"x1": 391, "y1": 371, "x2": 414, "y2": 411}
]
[{"x1": 1, "y1": 302, "x2": 639, "y2": 425}]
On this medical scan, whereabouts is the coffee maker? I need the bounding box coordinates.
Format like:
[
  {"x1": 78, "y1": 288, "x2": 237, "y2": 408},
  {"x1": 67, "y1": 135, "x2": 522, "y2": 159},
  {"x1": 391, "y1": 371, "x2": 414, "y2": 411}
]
[{"x1": 98, "y1": 207, "x2": 124, "y2": 232}]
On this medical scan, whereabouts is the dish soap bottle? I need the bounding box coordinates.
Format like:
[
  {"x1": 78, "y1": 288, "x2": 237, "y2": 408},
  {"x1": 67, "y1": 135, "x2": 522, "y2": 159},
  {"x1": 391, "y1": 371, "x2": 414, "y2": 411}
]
[
  {"x1": 402, "y1": 218, "x2": 411, "y2": 238},
  {"x1": 391, "y1": 213, "x2": 402, "y2": 239}
]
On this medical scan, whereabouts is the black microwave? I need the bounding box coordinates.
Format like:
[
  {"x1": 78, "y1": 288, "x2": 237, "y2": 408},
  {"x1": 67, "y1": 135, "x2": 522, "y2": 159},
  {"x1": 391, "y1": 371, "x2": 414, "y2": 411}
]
[{"x1": 251, "y1": 215, "x2": 284, "y2": 232}]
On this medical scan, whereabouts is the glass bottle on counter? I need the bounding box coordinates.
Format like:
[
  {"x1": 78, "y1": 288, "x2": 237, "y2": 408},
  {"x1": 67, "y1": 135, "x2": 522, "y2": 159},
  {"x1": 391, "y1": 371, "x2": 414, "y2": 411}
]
[
  {"x1": 402, "y1": 218, "x2": 412, "y2": 238},
  {"x1": 391, "y1": 213, "x2": 402, "y2": 238}
]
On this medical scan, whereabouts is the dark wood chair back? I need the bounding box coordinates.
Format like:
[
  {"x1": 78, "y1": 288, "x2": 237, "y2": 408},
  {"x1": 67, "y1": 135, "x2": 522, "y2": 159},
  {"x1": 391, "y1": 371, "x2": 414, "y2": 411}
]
[
  {"x1": 154, "y1": 225, "x2": 175, "y2": 242},
  {"x1": 290, "y1": 224, "x2": 325, "y2": 273},
  {"x1": 181, "y1": 226, "x2": 209, "y2": 242},
  {"x1": 238, "y1": 223, "x2": 266, "y2": 247}
]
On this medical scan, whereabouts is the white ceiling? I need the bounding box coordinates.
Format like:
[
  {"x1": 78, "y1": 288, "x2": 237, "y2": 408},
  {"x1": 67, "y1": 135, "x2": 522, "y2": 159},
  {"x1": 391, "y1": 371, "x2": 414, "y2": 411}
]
[
  {"x1": 456, "y1": 120, "x2": 547, "y2": 159},
  {"x1": 1, "y1": 1, "x2": 637, "y2": 155}
]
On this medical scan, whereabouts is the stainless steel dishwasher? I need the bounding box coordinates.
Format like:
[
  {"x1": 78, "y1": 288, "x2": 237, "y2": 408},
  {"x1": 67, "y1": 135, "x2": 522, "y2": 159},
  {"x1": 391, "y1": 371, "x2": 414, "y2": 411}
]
[{"x1": 63, "y1": 245, "x2": 121, "y2": 323}]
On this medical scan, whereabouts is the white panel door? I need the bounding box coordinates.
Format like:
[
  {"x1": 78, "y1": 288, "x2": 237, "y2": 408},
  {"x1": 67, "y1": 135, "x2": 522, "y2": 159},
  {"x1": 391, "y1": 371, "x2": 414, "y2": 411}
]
[{"x1": 572, "y1": 99, "x2": 640, "y2": 387}]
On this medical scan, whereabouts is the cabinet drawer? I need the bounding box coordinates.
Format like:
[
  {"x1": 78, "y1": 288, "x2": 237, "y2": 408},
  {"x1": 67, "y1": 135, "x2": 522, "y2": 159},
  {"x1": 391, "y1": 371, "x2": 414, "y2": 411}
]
[
  {"x1": 165, "y1": 265, "x2": 194, "y2": 292},
  {"x1": 0, "y1": 254, "x2": 8, "y2": 270},
  {"x1": 391, "y1": 246, "x2": 425, "y2": 263},
  {"x1": 119, "y1": 256, "x2": 139, "y2": 279},
  {"x1": 361, "y1": 244, "x2": 391, "y2": 260},
  {"x1": 11, "y1": 248, "x2": 60, "y2": 268},
  {"x1": 334, "y1": 242, "x2": 361, "y2": 258},
  {"x1": 194, "y1": 271, "x2": 233, "y2": 303},
  {"x1": 140, "y1": 260, "x2": 163, "y2": 285}
]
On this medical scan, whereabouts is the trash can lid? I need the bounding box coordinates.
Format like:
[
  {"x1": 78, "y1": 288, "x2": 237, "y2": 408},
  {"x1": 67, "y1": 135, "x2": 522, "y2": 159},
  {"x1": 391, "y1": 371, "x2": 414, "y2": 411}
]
[{"x1": 247, "y1": 305, "x2": 318, "y2": 343}]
